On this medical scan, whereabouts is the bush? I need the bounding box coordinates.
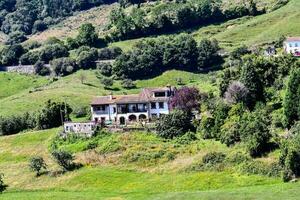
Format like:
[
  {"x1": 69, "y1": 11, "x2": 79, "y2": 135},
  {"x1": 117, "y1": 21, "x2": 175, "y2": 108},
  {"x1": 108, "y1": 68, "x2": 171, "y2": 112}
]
[
  {"x1": 51, "y1": 151, "x2": 75, "y2": 172},
  {"x1": 29, "y1": 156, "x2": 47, "y2": 177},
  {"x1": 121, "y1": 79, "x2": 136, "y2": 89},
  {"x1": 156, "y1": 109, "x2": 194, "y2": 139},
  {"x1": 240, "y1": 161, "x2": 282, "y2": 177},
  {"x1": 175, "y1": 131, "x2": 197, "y2": 145},
  {"x1": 39, "y1": 44, "x2": 69, "y2": 63},
  {"x1": 240, "y1": 108, "x2": 272, "y2": 157},
  {"x1": 0, "y1": 113, "x2": 35, "y2": 136},
  {"x1": 34, "y1": 61, "x2": 50, "y2": 76},
  {"x1": 97, "y1": 62, "x2": 112, "y2": 77},
  {"x1": 101, "y1": 77, "x2": 114, "y2": 89},
  {"x1": 98, "y1": 47, "x2": 122, "y2": 60},
  {"x1": 0, "y1": 173, "x2": 6, "y2": 193},
  {"x1": 51, "y1": 57, "x2": 77, "y2": 76},
  {"x1": 198, "y1": 115, "x2": 215, "y2": 139},
  {"x1": 202, "y1": 152, "x2": 226, "y2": 165}
]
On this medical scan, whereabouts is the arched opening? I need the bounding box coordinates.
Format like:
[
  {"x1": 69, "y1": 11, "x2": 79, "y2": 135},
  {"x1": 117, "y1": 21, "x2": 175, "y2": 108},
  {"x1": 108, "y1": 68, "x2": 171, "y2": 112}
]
[
  {"x1": 128, "y1": 114, "x2": 137, "y2": 122},
  {"x1": 139, "y1": 114, "x2": 147, "y2": 121},
  {"x1": 119, "y1": 117, "x2": 126, "y2": 125}
]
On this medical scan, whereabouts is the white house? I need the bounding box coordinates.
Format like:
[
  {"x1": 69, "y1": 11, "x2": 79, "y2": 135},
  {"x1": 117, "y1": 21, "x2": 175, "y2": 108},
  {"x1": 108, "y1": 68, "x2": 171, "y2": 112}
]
[
  {"x1": 63, "y1": 122, "x2": 96, "y2": 137},
  {"x1": 284, "y1": 37, "x2": 300, "y2": 56},
  {"x1": 90, "y1": 87, "x2": 175, "y2": 125}
]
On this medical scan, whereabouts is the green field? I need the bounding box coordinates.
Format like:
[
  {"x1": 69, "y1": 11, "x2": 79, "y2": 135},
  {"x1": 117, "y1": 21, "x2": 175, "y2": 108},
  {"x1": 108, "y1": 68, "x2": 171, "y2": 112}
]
[
  {"x1": 0, "y1": 70, "x2": 217, "y2": 116},
  {"x1": 0, "y1": 127, "x2": 297, "y2": 200}
]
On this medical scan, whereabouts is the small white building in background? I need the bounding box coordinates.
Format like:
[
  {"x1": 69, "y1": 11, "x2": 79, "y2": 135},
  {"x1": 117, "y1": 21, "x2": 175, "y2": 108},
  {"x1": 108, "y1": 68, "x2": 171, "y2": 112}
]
[
  {"x1": 63, "y1": 122, "x2": 96, "y2": 137},
  {"x1": 90, "y1": 87, "x2": 175, "y2": 125},
  {"x1": 284, "y1": 37, "x2": 300, "y2": 56}
]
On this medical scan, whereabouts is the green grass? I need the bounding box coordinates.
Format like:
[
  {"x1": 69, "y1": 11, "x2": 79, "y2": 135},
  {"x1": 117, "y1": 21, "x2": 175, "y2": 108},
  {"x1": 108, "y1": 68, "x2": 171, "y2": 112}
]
[
  {"x1": 0, "y1": 123, "x2": 296, "y2": 200},
  {"x1": 0, "y1": 69, "x2": 217, "y2": 116},
  {"x1": 0, "y1": 73, "x2": 48, "y2": 99}
]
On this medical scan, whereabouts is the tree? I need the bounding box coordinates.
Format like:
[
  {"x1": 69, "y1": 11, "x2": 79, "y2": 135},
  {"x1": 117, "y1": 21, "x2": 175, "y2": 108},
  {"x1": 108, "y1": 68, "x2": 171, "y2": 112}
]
[
  {"x1": 51, "y1": 57, "x2": 77, "y2": 76},
  {"x1": 29, "y1": 156, "x2": 47, "y2": 177},
  {"x1": 156, "y1": 109, "x2": 194, "y2": 139},
  {"x1": 240, "y1": 108, "x2": 271, "y2": 157},
  {"x1": 101, "y1": 77, "x2": 113, "y2": 89},
  {"x1": 39, "y1": 44, "x2": 69, "y2": 63},
  {"x1": 239, "y1": 60, "x2": 264, "y2": 108},
  {"x1": 6, "y1": 31, "x2": 27, "y2": 45},
  {"x1": 169, "y1": 87, "x2": 201, "y2": 113},
  {"x1": 35, "y1": 100, "x2": 72, "y2": 130},
  {"x1": 197, "y1": 38, "x2": 221, "y2": 69},
  {"x1": 284, "y1": 68, "x2": 300, "y2": 128},
  {"x1": 0, "y1": 44, "x2": 24, "y2": 65},
  {"x1": 76, "y1": 50, "x2": 97, "y2": 69},
  {"x1": 224, "y1": 81, "x2": 249, "y2": 105},
  {"x1": 121, "y1": 79, "x2": 136, "y2": 89},
  {"x1": 76, "y1": 23, "x2": 99, "y2": 47},
  {"x1": 34, "y1": 61, "x2": 50, "y2": 76},
  {"x1": 51, "y1": 151, "x2": 74, "y2": 172}
]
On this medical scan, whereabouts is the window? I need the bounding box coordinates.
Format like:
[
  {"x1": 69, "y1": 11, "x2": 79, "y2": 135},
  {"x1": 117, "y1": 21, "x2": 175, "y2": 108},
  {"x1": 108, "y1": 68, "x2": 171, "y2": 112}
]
[
  {"x1": 154, "y1": 92, "x2": 166, "y2": 97},
  {"x1": 113, "y1": 107, "x2": 116, "y2": 113},
  {"x1": 159, "y1": 102, "x2": 164, "y2": 109},
  {"x1": 151, "y1": 102, "x2": 156, "y2": 109}
]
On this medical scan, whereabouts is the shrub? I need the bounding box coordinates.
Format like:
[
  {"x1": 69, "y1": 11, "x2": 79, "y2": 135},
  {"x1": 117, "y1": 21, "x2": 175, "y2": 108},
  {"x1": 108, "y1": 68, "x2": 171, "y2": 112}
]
[
  {"x1": 202, "y1": 152, "x2": 226, "y2": 165},
  {"x1": 175, "y1": 131, "x2": 197, "y2": 145},
  {"x1": 0, "y1": 173, "x2": 6, "y2": 193},
  {"x1": 101, "y1": 77, "x2": 114, "y2": 89},
  {"x1": 51, "y1": 57, "x2": 77, "y2": 76},
  {"x1": 156, "y1": 109, "x2": 194, "y2": 139},
  {"x1": 198, "y1": 115, "x2": 215, "y2": 139},
  {"x1": 29, "y1": 156, "x2": 47, "y2": 177},
  {"x1": 121, "y1": 79, "x2": 136, "y2": 89},
  {"x1": 0, "y1": 113, "x2": 35, "y2": 135},
  {"x1": 34, "y1": 61, "x2": 50, "y2": 76},
  {"x1": 51, "y1": 150, "x2": 75, "y2": 172},
  {"x1": 240, "y1": 108, "x2": 272, "y2": 157},
  {"x1": 98, "y1": 47, "x2": 122, "y2": 59},
  {"x1": 39, "y1": 44, "x2": 69, "y2": 63},
  {"x1": 240, "y1": 161, "x2": 282, "y2": 177},
  {"x1": 97, "y1": 62, "x2": 112, "y2": 77},
  {"x1": 224, "y1": 81, "x2": 249, "y2": 105}
]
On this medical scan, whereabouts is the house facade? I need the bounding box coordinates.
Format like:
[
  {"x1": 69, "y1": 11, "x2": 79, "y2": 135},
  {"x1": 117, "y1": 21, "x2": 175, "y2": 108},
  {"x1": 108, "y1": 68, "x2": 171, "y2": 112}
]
[
  {"x1": 91, "y1": 87, "x2": 175, "y2": 125},
  {"x1": 284, "y1": 37, "x2": 300, "y2": 56}
]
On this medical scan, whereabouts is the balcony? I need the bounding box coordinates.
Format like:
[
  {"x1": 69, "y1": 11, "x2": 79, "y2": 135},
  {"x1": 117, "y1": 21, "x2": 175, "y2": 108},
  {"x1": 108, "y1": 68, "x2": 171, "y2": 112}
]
[
  {"x1": 93, "y1": 110, "x2": 109, "y2": 115},
  {"x1": 118, "y1": 108, "x2": 147, "y2": 114}
]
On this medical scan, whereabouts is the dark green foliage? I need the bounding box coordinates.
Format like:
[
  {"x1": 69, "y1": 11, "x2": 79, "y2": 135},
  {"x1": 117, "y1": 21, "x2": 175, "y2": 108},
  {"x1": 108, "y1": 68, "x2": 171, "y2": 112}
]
[
  {"x1": 239, "y1": 59, "x2": 264, "y2": 109},
  {"x1": 97, "y1": 62, "x2": 112, "y2": 77},
  {"x1": 280, "y1": 134, "x2": 300, "y2": 181},
  {"x1": 20, "y1": 51, "x2": 40, "y2": 65},
  {"x1": 34, "y1": 61, "x2": 50, "y2": 76},
  {"x1": 239, "y1": 108, "x2": 272, "y2": 157},
  {"x1": 29, "y1": 156, "x2": 47, "y2": 177},
  {"x1": 197, "y1": 39, "x2": 221, "y2": 69},
  {"x1": 6, "y1": 31, "x2": 27, "y2": 45},
  {"x1": 39, "y1": 44, "x2": 69, "y2": 63},
  {"x1": 36, "y1": 100, "x2": 72, "y2": 130},
  {"x1": 0, "y1": 113, "x2": 35, "y2": 136},
  {"x1": 0, "y1": 44, "x2": 24, "y2": 65},
  {"x1": 198, "y1": 115, "x2": 215, "y2": 139},
  {"x1": 113, "y1": 35, "x2": 221, "y2": 80},
  {"x1": 108, "y1": 0, "x2": 261, "y2": 41},
  {"x1": 156, "y1": 109, "x2": 194, "y2": 139},
  {"x1": 76, "y1": 23, "x2": 102, "y2": 47},
  {"x1": 51, "y1": 150, "x2": 75, "y2": 172},
  {"x1": 240, "y1": 160, "x2": 282, "y2": 177},
  {"x1": 98, "y1": 47, "x2": 122, "y2": 60},
  {"x1": 51, "y1": 57, "x2": 77, "y2": 76},
  {"x1": 73, "y1": 106, "x2": 88, "y2": 118},
  {"x1": 202, "y1": 152, "x2": 226, "y2": 165},
  {"x1": 0, "y1": 0, "x2": 113, "y2": 39},
  {"x1": 76, "y1": 49, "x2": 98, "y2": 69},
  {"x1": 284, "y1": 68, "x2": 300, "y2": 128},
  {"x1": 0, "y1": 173, "x2": 6, "y2": 193},
  {"x1": 175, "y1": 131, "x2": 197, "y2": 145},
  {"x1": 121, "y1": 79, "x2": 136, "y2": 89},
  {"x1": 230, "y1": 45, "x2": 250, "y2": 59},
  {"x1": 101, "y1": 77, "x2": 114, "y2": 89}
]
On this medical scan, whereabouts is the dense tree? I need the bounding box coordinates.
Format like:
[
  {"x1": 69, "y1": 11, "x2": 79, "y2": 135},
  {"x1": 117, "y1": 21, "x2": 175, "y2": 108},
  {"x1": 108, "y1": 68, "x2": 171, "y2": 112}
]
[
  {"x1": 51, "y1": 57, "x2": 77, "y2": 76},
  {"x1": 39, "y1": 44, "x2": 69, "y2": 63},
  {"x1": 156, "y1": 109, "x2": 195, "y2": 139},
  {"x1": 239, "y1": 60, "x2": 264, "y2": 108},
  {"x1": 0, "y1": 44, "x2": 24, "y2": 65},
  {"x1": 35, "y1": 100, "x2": 72, "y2": 130},
  {"x1": 198, "y1": 39, "x2": 221, "y2": 69},
  {"x1": 34, "y1": 61, "x2": 50, "y2": 76},
  {"x1": 284, "y1": 68, "x2": 300, "y2": 128},
  {"x1": 76, "y1": 23, "x2": 104, "y2": 47},
  {"x1": 169, "y1": 87, "x2": 201, "y2": 113},
  {"x1": 224, "y1": 81, "x2": 249, "y2": 105}
]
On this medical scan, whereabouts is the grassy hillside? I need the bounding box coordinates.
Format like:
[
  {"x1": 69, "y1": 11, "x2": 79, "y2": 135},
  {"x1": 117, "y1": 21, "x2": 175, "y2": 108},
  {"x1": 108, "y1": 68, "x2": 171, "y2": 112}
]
[
  {"x1": 0, "y1": 70, "x2": 217, "y2": 116},
  {"x1": 27, "y1": 4, "x2": 116, "y2": 44},
  {"x1": 110, "y1": 0, "x2": 299, "y2": 51},
  {"x1": 0, "y1": 128, "x2": 294, "y2": 200}
]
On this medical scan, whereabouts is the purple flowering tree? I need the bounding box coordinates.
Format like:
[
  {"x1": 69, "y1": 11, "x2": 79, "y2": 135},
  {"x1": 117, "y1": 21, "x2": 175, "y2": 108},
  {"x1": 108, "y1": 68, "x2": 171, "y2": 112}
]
[{"x1": 169, "y1": 87, "x2": 201, "y2": 113}]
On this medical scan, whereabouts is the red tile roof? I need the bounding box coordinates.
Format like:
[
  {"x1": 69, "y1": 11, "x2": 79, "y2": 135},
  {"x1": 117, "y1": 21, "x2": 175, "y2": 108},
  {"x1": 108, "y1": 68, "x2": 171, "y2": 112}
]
[
  {"x1": 285, "y1": 37, "x2": 300, "y2": 42},
  {"x1": 91, "y1": 87, "x2": 174, "y2": 105}
]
